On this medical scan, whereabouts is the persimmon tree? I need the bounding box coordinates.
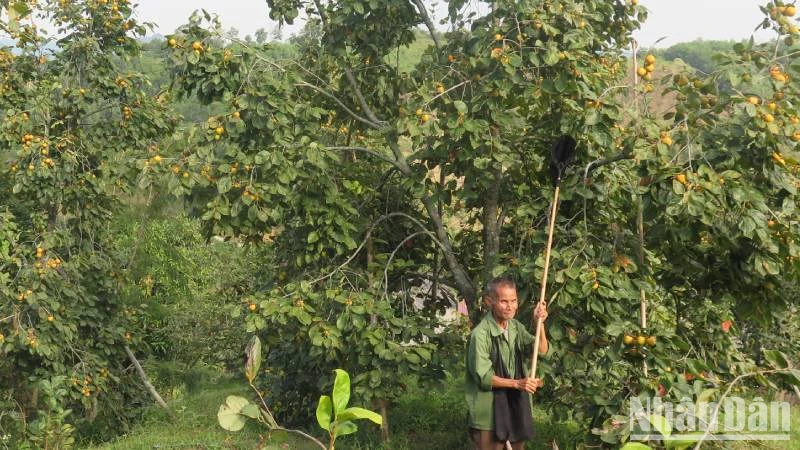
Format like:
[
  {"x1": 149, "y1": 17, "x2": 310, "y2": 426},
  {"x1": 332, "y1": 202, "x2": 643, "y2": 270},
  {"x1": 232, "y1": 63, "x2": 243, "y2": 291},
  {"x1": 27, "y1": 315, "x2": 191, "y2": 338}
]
[
  {"x1": 161, "y1": 0, "x2": 800, "y2": 445},
  {"x1": 0, "y1": 0, "x2": 176, "y2": 444}
]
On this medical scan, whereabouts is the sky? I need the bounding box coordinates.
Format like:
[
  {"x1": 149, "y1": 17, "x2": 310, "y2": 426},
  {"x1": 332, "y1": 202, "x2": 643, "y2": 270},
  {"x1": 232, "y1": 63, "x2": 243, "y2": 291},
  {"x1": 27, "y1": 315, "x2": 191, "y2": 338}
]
[{"x1": 133, "y1": 0, "x2": 773, "y2": 48}]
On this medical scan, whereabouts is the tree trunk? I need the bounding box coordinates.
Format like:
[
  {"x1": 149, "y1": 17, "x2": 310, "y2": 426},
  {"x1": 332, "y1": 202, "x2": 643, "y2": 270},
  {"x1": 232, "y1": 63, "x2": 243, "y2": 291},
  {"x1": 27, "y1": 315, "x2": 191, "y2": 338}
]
[
  {"x1": 379, "y1": 398, "x2": 389, "y2": 441},
  {"x1": 482, "y1": 168, "x2": 503, "y2": 288},
  {"x1": 368, "y1": 231, "x2": 377, "y2": 326},
  {"x1": 387, "y1": 134, "x2": 477, "y2": 306}
]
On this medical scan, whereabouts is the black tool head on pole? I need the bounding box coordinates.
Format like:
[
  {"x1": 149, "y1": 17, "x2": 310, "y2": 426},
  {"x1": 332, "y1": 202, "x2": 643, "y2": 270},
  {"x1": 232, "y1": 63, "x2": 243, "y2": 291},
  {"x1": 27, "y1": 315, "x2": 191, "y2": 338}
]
[{"x1": 549, "y1": 135, "x2": 576, "y2": 186}]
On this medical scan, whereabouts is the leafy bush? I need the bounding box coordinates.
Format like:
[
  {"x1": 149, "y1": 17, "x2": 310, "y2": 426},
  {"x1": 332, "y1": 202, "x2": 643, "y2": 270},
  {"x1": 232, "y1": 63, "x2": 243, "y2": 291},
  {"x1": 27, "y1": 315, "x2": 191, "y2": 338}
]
[{"x1": 112, "y1": 206, "x2": 264, "y2": 370}]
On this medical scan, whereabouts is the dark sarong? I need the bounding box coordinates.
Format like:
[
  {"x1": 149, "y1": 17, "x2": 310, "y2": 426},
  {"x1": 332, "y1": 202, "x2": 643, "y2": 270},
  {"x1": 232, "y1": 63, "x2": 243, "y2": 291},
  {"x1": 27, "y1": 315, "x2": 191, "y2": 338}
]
[{"x1": 490, "y1": 334, "x2": 534, "y2": 443}]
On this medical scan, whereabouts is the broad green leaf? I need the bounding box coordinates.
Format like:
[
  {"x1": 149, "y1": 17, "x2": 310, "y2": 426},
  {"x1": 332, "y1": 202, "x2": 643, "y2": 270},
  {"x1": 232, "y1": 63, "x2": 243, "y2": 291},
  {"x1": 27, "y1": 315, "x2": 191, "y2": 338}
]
[
  {"x1": 779, "y1": 369, "x2": 800, "y2": 387},
  {"x1": 217, "y1": 177, "x2": 231, "y2": 194},
  {"x1": 648, "y1": 414, "x2": 672, "y2": 437},
  {"x1": 6, "y1": 5, "x2": 19, "y2": 33},
  {"x1": 332, "y1": 369, "x2": 350, "y2": 416},
  {"x1": 316, "y1": 395, "x2": 333, "y2": 431},
  {"x1": 240, "y1": 403, "x2": 261, "y2": 419},
  {"x1": 224, "y1": 395, "x2": 249, "y2": 411},
  {"x1": 620, "y1": 443, "x2": 653, "y2": 450},
  {"x1": 453, "y1": 100, "x2": 468, "y2": 114},
  {"x1": 585, "y1": 109, "x2": 599, "y2": 126},
  {"x1": 665, "y1": 435, "x2": 701, "y2": 449},
  {"x1": 217, "y1": 396, "x2": 251, "y2": 431},
  {"x1": 337, "y1": 407, "x2": 382, "y2": 425},
  {"x1": 473, "y1": 157, "x2": 491, "y2": 169},
  {"x1": 333, "y1": 420, "x2": 358, "y2": 437},
  {"x1": 544, "y1": 47, "x2": 560, "y2": 65},
  {"x1": 763, "y1": 349, "x2": 789, "y2": 369}
]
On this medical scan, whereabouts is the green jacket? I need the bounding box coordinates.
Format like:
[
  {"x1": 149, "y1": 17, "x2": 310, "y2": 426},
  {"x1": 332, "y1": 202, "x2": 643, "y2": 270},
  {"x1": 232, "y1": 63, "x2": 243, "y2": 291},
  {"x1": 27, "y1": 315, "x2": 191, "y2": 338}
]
[{"x1": 465, "y1": 313, "x2": 537, "y2": 430}]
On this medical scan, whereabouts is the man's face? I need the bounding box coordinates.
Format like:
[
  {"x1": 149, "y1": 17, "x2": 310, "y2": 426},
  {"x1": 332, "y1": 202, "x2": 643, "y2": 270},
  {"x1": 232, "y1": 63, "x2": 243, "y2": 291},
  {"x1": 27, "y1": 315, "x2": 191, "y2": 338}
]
[{"x1": 489, "y1": 285, "x2": 518, "y2": 322}]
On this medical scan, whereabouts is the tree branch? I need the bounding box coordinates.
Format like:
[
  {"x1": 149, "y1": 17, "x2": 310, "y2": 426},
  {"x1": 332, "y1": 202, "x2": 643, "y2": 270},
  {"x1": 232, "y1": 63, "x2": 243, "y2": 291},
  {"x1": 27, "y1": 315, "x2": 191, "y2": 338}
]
[
  {"x1": 423, "y1": 79, "x2": 472, "y2": 107},
  {"x1": 385, "y1": 135, "x2": 477, "y2": 304},
  {"x1": 384, "y1": 231, "x2": 427, "y2": 300},
  {"x1": 325, "y1": 146, "x2": 401, "y2": 168},
  {"x1": 583, "y1": 147, "x2": 633, "y2": 180},
  {"x1": 295, "y1": 82, "x2": 380, "y2": 129},
  {"x1": 124, "y1": 345, "x2": 174, "y2": 419},
  {"x1": 693, "y1": 368, "x2": 794, "y2": 450},
  {"x1": 311, "y1": 0, "x2": 385, "y2": 126},
  {"x1": 411, "y1": 0, "x2": 441, "y2": 52},
  {"x1": 275, "y1": 428, "x2": 327, "y2": 450},
  {"x1": 310, "y1": 212, "x2": 446, "y2": 286}
]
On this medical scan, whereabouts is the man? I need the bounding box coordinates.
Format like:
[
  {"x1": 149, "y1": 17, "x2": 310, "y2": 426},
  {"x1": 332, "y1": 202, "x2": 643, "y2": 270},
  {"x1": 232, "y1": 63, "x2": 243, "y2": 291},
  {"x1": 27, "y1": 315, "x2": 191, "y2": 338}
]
[{"x1": 466, "y1": 276, "x2": 549, "y2": 450}]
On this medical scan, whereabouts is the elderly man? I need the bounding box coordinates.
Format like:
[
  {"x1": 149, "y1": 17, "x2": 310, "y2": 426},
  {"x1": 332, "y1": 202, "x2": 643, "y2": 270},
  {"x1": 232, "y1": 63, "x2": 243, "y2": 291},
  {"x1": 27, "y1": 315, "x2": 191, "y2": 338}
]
[{"x1": 466, "y1": 276, "x2": 549, "y2": 450}]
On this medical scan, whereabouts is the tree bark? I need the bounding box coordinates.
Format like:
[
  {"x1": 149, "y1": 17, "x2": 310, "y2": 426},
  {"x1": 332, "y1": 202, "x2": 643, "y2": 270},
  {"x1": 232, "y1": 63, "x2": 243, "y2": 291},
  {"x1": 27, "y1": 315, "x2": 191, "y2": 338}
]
[
  {"x1": 482, "y1": 168, "x2": 503, "y2": 288},
  {"x1": 410, "y1": 0, "x2": 441, "y2": 51},
  {"x1": 386, "y1": 135, "x2": 477, "y2": 307},
  {"x1": 379, "y1": 398, "x2": 390, "y2": 441},
  {"x1": 368, "y1": 231, "x2": 378, "y2": 326},
  {"x1": 637, "y1": 196, "x2": 648, "y2": 376},
  {"x1": 124, "y1": 345, "x2": 174, "y2": 419}
]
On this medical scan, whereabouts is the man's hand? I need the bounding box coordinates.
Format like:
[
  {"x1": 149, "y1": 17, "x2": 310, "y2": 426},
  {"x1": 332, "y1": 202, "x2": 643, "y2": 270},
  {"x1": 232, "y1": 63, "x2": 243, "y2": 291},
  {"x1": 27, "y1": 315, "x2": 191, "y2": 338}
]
[
  {"x1": 515, "y1": 377, "x2": 543, "y2": 393},
  {"x1": 534, "y1": 302, "x2": 548, "y2": 322}
]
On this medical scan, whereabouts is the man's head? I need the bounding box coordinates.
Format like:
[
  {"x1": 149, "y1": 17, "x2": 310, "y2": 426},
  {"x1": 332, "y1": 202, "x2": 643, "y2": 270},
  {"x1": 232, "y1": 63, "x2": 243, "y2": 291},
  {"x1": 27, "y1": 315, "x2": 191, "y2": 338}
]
[{"x1": 484, "y1": 276, "x2": 518, "y2": 324}]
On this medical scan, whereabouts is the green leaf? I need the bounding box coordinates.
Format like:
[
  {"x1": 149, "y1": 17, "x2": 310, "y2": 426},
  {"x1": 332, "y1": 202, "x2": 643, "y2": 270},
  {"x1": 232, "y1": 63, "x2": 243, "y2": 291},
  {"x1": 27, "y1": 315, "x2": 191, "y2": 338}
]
[
  {"x1": 544, "y1": 47, "x2": 560, "y2": 65},
  {"x1": 779, "y1": 369, "x2": 800, "y2": 387},
  {"x1": 665, "y1": 436, "x2": 700, "y2": 450},
  {"x1": 217, "y1": 177, "x2": 231, "y2": 194},
  {"x1": 6, "y1": 5, "x2": 19, "y2": 33},
  {"x1": 332, "y1": 369, "x2": 350, "y2": 416},
  {"x1": 585, "y1": 109, "x2": 599, "y2": 126},
  {"x1": 696, "y1": 388, "x2": 718, "y2": 405},
  {"x1": 620, "y1": 443, "x2": 653, "y2": 450},
  {"x1": 648, "y1": 414, "x2": 672, "y2": 437},
  {"x1": 763, "y1": 349, "x2": 789, "y2": 369},
  {"x1": 316, "y1": 395, "x2": 333, "y2": 431},
  {"x1": 333, "y1": 420, "x2": 358, "y2": 437},
  {"x1": 244, "y1": 336, "x2": 261, "y2": 383},
  {"x1": 240, "y1": 403, "x2": 261, "y2": 419},
  {"x1": 337, "y1": 407, "x2": 383, "y2": 425},
  {"x1": 473, "y1": 157, "x2": 491, "y2": 169},
  {"x1": 217, "y1": 396, "x2": 250, "y2": 431},
  {"x1": 454, "y1": 100, "x2": 468, "y2": 114}
]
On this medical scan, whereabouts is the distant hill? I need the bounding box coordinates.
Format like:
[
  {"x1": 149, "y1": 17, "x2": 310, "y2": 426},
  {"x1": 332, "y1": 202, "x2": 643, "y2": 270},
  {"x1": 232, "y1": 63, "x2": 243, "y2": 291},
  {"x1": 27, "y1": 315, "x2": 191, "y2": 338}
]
[{"x1": 655, "y1": 39, "x2": 742, "y2": 75}]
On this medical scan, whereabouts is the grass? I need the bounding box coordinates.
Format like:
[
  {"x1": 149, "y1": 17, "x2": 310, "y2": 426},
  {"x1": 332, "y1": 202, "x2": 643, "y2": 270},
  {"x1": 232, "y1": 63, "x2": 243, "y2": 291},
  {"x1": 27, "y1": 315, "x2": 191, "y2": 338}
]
[
  {"x1": 85, "y1": 372, "x2": 583, "y2": 450},
  {"x1": 84, "y1": 371, "x2": 800, "y2": 450},
  {"x1": 84, "y1": 377, "x2": 318, "y2": 450}
]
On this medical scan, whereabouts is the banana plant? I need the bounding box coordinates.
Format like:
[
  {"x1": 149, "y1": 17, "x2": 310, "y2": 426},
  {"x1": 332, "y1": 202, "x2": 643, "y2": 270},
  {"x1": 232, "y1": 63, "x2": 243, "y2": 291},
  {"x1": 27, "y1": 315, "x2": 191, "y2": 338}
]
[
  {"x1": 316, "y1": 369, "x2": 383, "y2": 450},
  {"x1": 218, "y1": 336, "x2": 381, "y2": 450}
]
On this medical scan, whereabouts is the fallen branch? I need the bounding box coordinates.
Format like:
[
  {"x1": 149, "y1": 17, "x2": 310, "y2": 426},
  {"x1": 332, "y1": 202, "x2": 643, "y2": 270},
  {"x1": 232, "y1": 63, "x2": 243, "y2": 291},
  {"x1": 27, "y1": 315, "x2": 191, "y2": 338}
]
[{"x1": 124, "y1": 345, "x2": 174, "y2": 420}]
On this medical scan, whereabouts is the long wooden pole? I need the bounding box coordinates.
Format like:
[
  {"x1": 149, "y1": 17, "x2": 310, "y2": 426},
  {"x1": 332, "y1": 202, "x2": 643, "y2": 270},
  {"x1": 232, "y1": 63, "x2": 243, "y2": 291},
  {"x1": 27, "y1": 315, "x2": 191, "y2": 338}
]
[{"x1": 530, "y1": 184, "x2": 560, "y2": 378}]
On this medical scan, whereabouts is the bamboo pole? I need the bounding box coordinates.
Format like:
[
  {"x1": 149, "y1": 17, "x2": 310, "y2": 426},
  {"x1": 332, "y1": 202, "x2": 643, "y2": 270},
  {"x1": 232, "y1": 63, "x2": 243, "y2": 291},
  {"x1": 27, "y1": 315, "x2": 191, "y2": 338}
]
[{"x1": 530, "y1": 185, "x2": 560, "y2": 378}]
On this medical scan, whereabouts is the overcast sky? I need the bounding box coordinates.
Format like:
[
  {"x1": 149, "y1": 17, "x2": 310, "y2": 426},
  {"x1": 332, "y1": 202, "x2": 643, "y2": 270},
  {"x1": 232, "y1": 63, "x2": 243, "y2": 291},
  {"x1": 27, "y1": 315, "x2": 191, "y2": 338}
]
[{"x1": 134, "y1": 0, "x2": 772, "y2": 48}]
